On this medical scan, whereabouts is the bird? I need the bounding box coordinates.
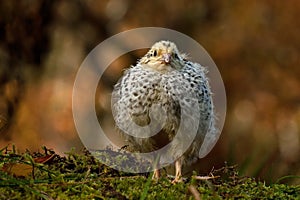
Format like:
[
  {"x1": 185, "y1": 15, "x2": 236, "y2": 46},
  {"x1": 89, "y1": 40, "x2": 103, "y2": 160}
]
[{"x1": 112, "y1": 40, "x2": 217, "y2": 183}]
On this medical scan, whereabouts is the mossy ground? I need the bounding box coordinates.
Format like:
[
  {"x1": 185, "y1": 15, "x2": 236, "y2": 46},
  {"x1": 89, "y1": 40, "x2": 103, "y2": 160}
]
[{"x1": 0, "y1": 146, "x2": 299, "y2": 200}]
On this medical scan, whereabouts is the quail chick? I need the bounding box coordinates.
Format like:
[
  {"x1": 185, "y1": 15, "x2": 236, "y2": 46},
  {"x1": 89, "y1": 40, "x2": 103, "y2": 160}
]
[{"x1": 112, "y1": 40, "x2": 216, "y2": 182}]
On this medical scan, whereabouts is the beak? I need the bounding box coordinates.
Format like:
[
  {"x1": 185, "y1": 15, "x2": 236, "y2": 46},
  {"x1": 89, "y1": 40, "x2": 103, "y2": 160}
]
[{"x1": 162, "y1": 53, "x2": 171, "y2": 64}]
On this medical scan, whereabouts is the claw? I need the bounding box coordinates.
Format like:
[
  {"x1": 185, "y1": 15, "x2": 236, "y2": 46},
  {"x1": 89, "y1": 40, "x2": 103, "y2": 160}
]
[{"x1": 171, "y1": 177, "x2": 183, "y2": 184}]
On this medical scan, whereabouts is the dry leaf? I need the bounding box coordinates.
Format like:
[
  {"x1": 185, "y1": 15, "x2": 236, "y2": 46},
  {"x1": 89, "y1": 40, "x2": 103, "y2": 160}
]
[
  {"x1": 1, "y1": 154, "x2": 55, "y2": 177},
  {"x1": 2, "y1": 163, "x2": 33, "y2": 177},
  {"x1": 34, "y1": 154, "x2": 55, "y2": 164}
]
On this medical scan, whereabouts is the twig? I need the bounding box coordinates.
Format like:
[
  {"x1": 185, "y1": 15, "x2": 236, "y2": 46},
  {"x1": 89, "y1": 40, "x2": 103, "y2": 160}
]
[
  {"x1": 193, "y1": 175, "x2": 220, "y2": 180},
  {"x1": 188, "y1": 185, "x2": 201, "y2": 200}
]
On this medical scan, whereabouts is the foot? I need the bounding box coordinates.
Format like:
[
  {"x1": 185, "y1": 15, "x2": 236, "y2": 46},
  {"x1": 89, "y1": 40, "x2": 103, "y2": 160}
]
[
  {"x1": 171, "y1": 176, "x2": 183, "y2": 184},
  {"x1": 152, "y1": 169, "x2": 160, "y2": 180}
]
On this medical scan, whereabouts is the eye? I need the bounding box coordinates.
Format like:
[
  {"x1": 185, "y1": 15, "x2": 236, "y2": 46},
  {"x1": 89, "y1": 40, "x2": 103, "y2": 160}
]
[{"x1": 153, "y1": 50, "x2": 157, "y2": 57}]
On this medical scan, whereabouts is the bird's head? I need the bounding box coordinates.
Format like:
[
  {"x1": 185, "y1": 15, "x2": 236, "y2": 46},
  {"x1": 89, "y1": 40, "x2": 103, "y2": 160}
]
[{"x1": 139, "y1": 41, "x2": 186, "y2": 72}]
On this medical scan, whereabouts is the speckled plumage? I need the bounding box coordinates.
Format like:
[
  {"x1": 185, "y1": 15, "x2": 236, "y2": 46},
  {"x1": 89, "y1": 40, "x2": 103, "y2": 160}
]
[{"x1": 112, "y1": 41, "x2": 216, "y2": 182}]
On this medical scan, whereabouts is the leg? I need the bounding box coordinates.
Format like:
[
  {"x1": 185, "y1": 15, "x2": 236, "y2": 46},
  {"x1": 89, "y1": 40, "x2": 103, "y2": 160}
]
[
  {"x1": 152, "y1": 154, "x2": 161, "y2": 180},
  {"x1": 172, "y1": 159, "x2": 183, "y2": 183},
  {"x1": 152, "y1": 169, "x2": 161, "y2": 179}
]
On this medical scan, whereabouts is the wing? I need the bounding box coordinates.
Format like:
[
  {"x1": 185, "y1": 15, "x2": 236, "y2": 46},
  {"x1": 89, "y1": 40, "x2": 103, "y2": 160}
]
[{"x1": 167, "y1": 61, "x2": 219, "y2": 159}]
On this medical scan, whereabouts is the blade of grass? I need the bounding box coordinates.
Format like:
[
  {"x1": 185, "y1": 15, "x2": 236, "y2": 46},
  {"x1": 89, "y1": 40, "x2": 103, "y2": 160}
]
[
  {"x1": 140, "y1": 171, "x2": 153, "y2": 200},
  {"x1": 275, "y1": 175, "x2": 300, "y2": 184}
]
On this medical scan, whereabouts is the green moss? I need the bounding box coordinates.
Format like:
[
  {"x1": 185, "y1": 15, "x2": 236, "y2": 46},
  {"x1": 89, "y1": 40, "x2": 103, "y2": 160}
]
[{"x1": 0, "y1": 147, "x2": 299, "y2": 199}]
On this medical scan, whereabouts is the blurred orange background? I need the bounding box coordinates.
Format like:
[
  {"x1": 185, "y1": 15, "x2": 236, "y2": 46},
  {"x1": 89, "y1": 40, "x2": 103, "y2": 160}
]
[{"x1": 0, "y1": 0, "x2": 299, "y2": 184}]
